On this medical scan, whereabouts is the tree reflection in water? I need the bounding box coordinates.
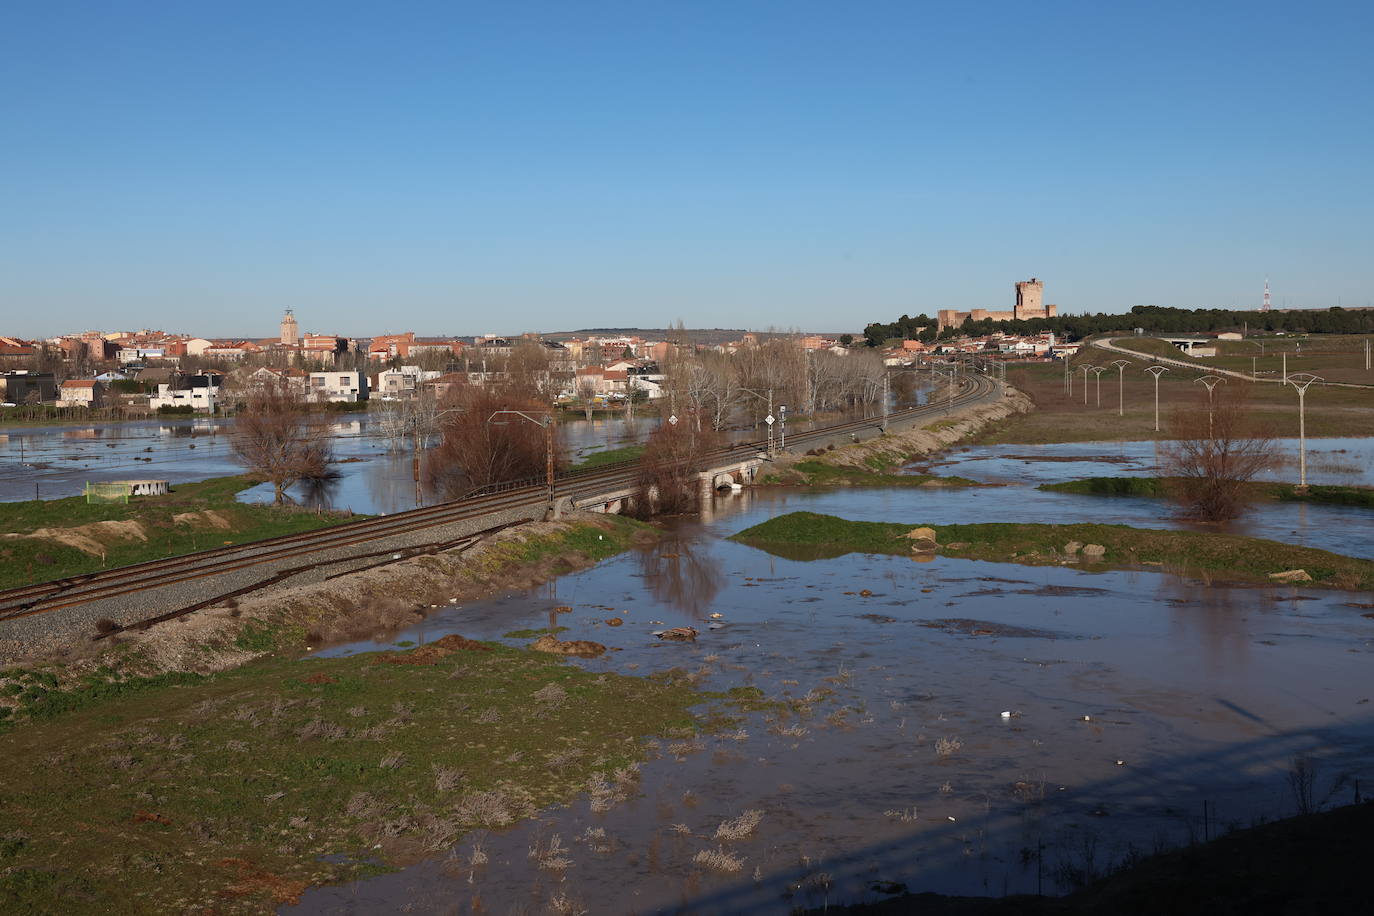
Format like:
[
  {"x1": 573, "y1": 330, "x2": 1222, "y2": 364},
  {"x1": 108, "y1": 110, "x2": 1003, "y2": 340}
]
[{"x1": 637, "y1": 531, "x2": 723, "y2": 622}]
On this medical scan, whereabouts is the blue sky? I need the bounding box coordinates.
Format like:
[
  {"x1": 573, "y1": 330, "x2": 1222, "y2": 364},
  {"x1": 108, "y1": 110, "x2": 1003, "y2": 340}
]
[{"x1": 2, "y1": 0, "x2": 1371, "y2": 338}]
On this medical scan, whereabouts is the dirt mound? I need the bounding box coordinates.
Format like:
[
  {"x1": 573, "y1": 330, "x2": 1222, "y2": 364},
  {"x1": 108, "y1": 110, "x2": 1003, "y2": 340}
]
[
  {"x1": 373, "y1": 634, "x2": 493, "y2": 666},
  {"x1": 173, "y1": 510, "x2": 235, "y2": 530},
  {"x1": 530, "y1": 634, "x2": 607, "y2": 657},
  {"x1": 7, "y1": 519, "x2": 149, "y2": 556}
]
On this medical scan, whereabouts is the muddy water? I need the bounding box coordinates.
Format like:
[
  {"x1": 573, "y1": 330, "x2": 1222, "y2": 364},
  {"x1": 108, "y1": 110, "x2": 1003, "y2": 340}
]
[{"x1": 300, "y1": 484, "x2": 1374, "y2": 914}]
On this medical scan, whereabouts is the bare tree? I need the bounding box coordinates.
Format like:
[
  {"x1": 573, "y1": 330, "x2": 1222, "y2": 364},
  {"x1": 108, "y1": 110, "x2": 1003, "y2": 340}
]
[
  {"x1": 425, "y1": 384, "x2": 564, "y2": 497},
  {"x1": 632, "y1": 418, "x2": 721, "y2": 516},
  {"x1": 1160, "y1": 386, "x2": 1279, "y2": 522},
  {"x1": 231, "y1": 381, "x2": 335, "y2": 504}
]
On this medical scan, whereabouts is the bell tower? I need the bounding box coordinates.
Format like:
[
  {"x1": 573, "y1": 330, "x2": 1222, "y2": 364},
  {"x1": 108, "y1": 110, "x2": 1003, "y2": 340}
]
[{"x1": 280, "y1": 309, "x2": 300, "y2": 346}]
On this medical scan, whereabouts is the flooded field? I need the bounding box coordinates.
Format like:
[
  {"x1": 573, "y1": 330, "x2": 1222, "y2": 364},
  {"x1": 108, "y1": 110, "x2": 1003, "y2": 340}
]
[
  {"x1": 299, "y1": 472, "x2": 1374, "y2": 913},
  {"x1": 0, "y1": 415, "x2": 646, "y2": 513}
]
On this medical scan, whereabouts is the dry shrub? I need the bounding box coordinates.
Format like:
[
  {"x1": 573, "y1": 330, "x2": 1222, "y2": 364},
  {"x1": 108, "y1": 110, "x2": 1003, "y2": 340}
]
[
  {"x1": 1160, "y1": 386, "x2": 1279, "y2": 522},
  {"x1": 714, "y1": 809, "x2": 764, "y2": 841},
  {"x1": 453, "y1": 789, "x2": 515, "y2": 827},
  {"x1": 425, "y1": 385, "x2": 564, "y2": 497},
  {"x1": 693, "y1": 847, "x2": 745, "y2": 873},
  {"x1": 632, "y1": 419, "x2": 722, "y2": 517}
]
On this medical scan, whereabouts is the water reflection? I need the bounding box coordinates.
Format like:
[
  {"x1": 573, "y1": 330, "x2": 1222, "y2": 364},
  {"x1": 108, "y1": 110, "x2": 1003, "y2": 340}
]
[{"x1": 636, "y1": 535, "x2": 724, "y2": 622}]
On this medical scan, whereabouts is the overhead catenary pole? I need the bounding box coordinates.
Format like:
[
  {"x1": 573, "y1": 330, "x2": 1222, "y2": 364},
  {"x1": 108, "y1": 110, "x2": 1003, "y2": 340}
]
[
  {"x1": 1144, "y1": 366, "x2": 1169, "y2": 432},
  {"x1": 1110, "y1": 359, "x2": 1131, "y2": 416},
  {"x1": 1286, "y1": 374, "x2": 1321, "y2": 491},
  {"x1": 1195, "y1": 375, "x2": 1225, "y2": 438}
]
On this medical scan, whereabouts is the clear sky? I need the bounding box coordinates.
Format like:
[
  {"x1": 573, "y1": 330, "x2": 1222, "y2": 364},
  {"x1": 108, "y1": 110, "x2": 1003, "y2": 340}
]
[{"x1": 2, "y1": 0, "x2": 1371, "y2": 338}]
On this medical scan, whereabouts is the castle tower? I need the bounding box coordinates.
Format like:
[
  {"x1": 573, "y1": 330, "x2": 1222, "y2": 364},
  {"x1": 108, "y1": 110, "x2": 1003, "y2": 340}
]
[
  {"x1": 280, "y1": 309, "x2": 300, "y2": 346},
  {"x1": 1014, "y1": 278, "x2": 1045, "y2": 319}
]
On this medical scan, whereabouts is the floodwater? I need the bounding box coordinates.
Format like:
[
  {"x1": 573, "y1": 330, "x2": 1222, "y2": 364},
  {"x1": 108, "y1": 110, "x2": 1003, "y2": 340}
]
[
  {"x1": 0, "y1": 415, "x2": 648, "y2": 513},
  {"x1": 298, "y1": 471, "x2": 1374, "y2": 913}
]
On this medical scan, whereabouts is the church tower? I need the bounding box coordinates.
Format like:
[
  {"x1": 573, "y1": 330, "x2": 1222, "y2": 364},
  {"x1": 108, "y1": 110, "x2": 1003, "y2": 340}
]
[{"x1": 280, "y1": 309, "x2": 300, "y2": 346}]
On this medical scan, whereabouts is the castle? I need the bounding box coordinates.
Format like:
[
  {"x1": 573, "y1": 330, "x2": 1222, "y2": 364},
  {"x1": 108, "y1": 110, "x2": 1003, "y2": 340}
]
[{"x1": 936, "y1": 278, "x2": 1057, "y2": 330}]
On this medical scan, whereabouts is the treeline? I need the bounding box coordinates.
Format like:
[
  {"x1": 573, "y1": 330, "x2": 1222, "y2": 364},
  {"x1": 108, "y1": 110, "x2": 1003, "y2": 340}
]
[{"x1": 863, "y1": 305, "x2": 1374, "y2": 346}]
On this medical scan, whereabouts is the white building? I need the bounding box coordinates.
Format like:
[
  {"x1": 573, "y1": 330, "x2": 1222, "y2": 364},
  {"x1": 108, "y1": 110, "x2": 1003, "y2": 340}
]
[
  {"x1": 308, "y1": 371, "x2": 369, "y2": 403},
  {"x1": 149, "y1": 382, "x2": 220, "y2": 412},
  {"x1": 376, "y1": 365, "x2": 440, "y2": 400}
]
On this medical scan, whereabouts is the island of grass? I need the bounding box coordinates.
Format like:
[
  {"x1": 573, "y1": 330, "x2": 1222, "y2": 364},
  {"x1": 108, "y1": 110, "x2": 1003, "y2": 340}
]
[
  {"x1": 569, "y1": 443, "x2": 646, "y2": 470},
  {"x1": 0, "y1": 639, "x2": 728, "y2": 912},
  {"x1": 730, "y1": 511, "x2": 1374, "y2": 589},
  {"x1": 763, "y1": 458, "x2": 980, "y2": 489},
  {"x1": 0, "y1": 476, "x2": 360, "y2": 591},
  {"x1": 1040, "y1": 476, "x2": 1374, "y2": 509}
]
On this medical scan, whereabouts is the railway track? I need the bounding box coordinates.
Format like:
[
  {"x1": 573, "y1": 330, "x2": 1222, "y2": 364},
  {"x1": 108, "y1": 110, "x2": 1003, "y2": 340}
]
[{"x1": 0, "y1": 373, "x2": 998, "y2": 627}]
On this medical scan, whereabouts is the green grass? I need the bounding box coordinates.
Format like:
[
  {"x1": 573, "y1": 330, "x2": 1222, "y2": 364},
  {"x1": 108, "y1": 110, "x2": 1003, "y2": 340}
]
[
  {"x1": 501, "y1": 626, "x2": 568, "y2": 638},
  {"x1": 0, "y1": 642, "x2": 713, "y2": 913},
  {"x1": 570, "y1": 443, "x2": 645, "y2": 470},
  {"x1": 0, "y1": 476, "x2": 360, "y2": 590},
  {"x1": 730, "y1": 511, "x2": 1374, "y2": 588},
  {"x1": 776, "y1": 460, "x2": 980, "y2": 489},
  {"x1": 1041, "y1": 476, "x2": 1374, "y2": 508}
]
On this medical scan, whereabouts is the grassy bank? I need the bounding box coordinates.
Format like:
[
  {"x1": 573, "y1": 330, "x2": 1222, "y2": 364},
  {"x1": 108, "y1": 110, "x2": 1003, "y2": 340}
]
[
  {"x1": 762, "y1": 459, "x2": 980, "y2": 489},
  {"x1": 1040, "y1": 476, "x2": 1374, "y2": 508},
  {"x1": 0, "y1": 476, "x2": 358, "y2": 590},
  {"x1": 570, "y1": 443, "x2": 645, "y2": 470},
  {"x1": 0, "y1": 642, "x2": 707, "y2": 913},
  {"x1": 730, "y1": 511, "x2": 1374, "y2": 588}
]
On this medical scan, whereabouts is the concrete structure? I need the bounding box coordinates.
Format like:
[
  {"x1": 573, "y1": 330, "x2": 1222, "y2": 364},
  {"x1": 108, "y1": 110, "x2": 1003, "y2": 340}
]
[
  {"x1": 937, "y1": 277, "x2": 1059, "y2": 330},
  {"x1": 150, "y1": 374, "x2": 222, "y2": 412},
  {"x1": 280, "y1": 309, "x2": 300, "y2": 346},
  {"x1": 114, "y1": 479, "x2": 170, "y2": 497}
]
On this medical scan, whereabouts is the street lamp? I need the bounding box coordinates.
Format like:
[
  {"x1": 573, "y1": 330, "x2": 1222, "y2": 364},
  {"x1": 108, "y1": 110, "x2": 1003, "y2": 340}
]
[
  {"x1": 1285, "y1": 374, "x2": 1321, "y2": 491},
  {"x1": 1090, "y1": 366, "x2": 1107, "y2": 408},
  {"x1": 1144, "y1": 366, "x2": 1169, "y2": 432},
  {"x1": 1110, "y1": 359, "x2": 1131, "y2": 416},
  {"x1": 1080, "y1": 364, "x2": 1094, "y2": 406},
  {"x1": 488, "y1": 410, "x2": 556, "y2": 513},
  {"x1": 1194, "y1": 375, "x2": 1225, "y2": 438}
]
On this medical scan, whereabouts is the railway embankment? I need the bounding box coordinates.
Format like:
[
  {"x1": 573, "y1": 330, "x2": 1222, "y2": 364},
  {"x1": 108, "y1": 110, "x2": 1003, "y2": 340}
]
[
  {"x1": 761, "y1": 384, "x2": 1031, "y2": 486},
  {"x1": 0, "y1": 512, "x2": 653, "y2": 676}
]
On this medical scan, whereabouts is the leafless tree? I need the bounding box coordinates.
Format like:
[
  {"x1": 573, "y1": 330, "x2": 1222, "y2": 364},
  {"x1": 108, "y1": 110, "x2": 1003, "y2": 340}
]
[
  {"x1": 632, "y1": 418, "x2": 721, "y2": 516},
  {"x1": 576, "y1": 376, "x2": 599, "y2": 420},
  {"x1": 424, "y1": 385, "x2": 564, "y2": 497},
  {"x1": 1160, "y1": 386, "x2": 1279, "y2": 522},
  {"x1": 231, "y1": 381, "x2": 335, "y2": 504}
]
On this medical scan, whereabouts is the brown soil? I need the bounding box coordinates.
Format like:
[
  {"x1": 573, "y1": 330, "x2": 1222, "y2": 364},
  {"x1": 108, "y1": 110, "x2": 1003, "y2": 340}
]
[
  {"x1": 530, "y1": 634, "x2": 607, "y2": 657},
  {"x1": 215, "y1": 857, "x2": 310, "y2": 906},
  {"x1": 3, "y1": 519, "x2": 149, "y2": 555}
]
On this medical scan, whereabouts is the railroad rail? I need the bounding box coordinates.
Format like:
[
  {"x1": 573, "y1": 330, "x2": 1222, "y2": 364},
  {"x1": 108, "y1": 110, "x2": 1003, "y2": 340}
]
[{"x1": 0, "y1": 373, "x2": 998, "y2": 627}]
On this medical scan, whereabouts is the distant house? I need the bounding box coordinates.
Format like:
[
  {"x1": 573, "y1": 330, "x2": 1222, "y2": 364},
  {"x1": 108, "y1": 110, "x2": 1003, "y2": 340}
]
[
  {"x1": 248, "y1": 366, "x2": 309, "y2": 395},
  {"x1": 308, "y1": 371, "x2": 369, "y2": 403},
  {"x1": 0, "y1": 370, "x2": 57, "y2": 404},
  {"x1": 0, "y1": 337, "x2": 38, "y2": 365},
  {"x1": 57, "y1": 379, "x2": 105, "y2": 408}
]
